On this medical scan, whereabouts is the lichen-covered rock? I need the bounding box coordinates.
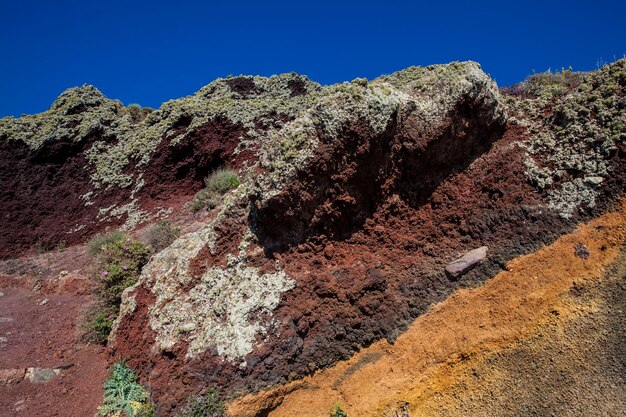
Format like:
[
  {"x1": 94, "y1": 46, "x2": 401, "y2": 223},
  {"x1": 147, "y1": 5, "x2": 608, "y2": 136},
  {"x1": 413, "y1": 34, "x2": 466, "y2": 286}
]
[
  {"x1": 111, "y1": 61, "x2": 520, "y2": 411},
  {"x1": 0, "y1": 74, "x2": 321, "y2": 258},
  {"x1": 251, "y1": 61, "x2": 506, "y2": 247},
  {"x1": 507, "y1": 59, "x2": 626, "y2": 218}
]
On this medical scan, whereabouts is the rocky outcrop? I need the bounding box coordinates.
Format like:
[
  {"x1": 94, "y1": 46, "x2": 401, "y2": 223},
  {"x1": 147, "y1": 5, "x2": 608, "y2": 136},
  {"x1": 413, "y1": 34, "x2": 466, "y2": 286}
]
[
  {"x1": 2, "y1": 59, "x2": 624, "y2": 416},
  {"x1": 109, "y1": 60, "x2": 625, "y2": 414},
  {"x1": 0, "y1": 74, "x2": 320, "y2": 258}
]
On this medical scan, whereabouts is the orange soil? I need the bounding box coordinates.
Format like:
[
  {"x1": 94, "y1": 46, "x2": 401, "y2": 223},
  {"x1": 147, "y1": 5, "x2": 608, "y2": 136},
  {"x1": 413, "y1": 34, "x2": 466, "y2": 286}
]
[{"x1": 229, "y1": 198, "x2": 626, "y2": 417}]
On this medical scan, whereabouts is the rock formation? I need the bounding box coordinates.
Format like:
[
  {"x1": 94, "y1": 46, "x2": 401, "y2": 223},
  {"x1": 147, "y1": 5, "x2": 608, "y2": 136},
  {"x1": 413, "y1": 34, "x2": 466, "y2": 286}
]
[{"x1": 0, "y1": 59, "x2": 624, "y2": 416}]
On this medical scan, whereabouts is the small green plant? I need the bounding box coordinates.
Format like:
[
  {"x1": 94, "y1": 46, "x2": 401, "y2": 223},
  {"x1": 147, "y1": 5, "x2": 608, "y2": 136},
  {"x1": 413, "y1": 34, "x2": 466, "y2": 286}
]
[
  {"x1": 330, "y1": 403, "x2": 348, "y2": 417},
  {"x1": 96, "y1": 362, "x2": 154, "y2": 417},
  {"x1": 176, "y1": 389, "x2": 228, "y2": 417},
  {"x1": 191, "y1": 168, "x2": 240, "y2": 212},
  {"x1": 144, "y1": 220, "x2": 180, "y2": 252},
  {"x1": 86, "y1": 305, "x2": 118, "y2": 344},
  {"x1": 55, "y1": 240, "x2": 66, "y2": 252},
  {"x1": 205, "y1": 168, "x2": 240, "y2": 194},
  {"x1": 89, "y1": 230, "x2": 125, "y2": 257},
  {"x1": 97, "y1": 238, "x2": 150, "y2": 306},
  {"x1": 34, "y1": 237, "x2": 49, "y2": 254}
]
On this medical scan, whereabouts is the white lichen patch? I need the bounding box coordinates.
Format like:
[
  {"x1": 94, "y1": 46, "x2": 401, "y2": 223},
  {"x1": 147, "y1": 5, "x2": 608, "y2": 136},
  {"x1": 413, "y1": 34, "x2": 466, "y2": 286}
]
[
  {"x1": 154, "y1": 262, "x2": 294, "y2": 361},
  {"x1": 113, "y1": 186, "x2": 294, "y2": 361}
]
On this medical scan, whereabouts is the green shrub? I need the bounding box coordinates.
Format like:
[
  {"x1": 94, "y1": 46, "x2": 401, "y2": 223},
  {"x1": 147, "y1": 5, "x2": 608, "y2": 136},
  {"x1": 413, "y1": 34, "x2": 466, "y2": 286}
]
[
  {"x1": 176, "y1": 390, "x2": 228, "y2": 417},
  {"x1": 87, "y1": 306, "x2": 117, "y2": 344},
  {"x1": 525, "y1": 68, "x2": 585, "y2": 98},
  {"x1": 205, "y1": 168, "x2": 240, "y2": 194},
  {"x1": 191, "y1": 188, "x2": 220, "y2": 212},
  {"x1": 191, "y1": 168, "x2": 239, "y2": 212},
  {"x1": 86, "y1": 235, "x2": 149, "y2": 344},
  {"x1": 144, "y1": 220, "x2": 180, "y2": 252},
  {"x1": 88, "y1": 230, "x2": 125, "y2": 257},
  {"x1": 97, "y1": 238, "x2": 150, "y2": 306},
  {"x1": 330, "y1": 403, "x2": 348, "y2": 417},
  {"x1": 97, "y1": 362, "x2": 154, "y2": 417}
]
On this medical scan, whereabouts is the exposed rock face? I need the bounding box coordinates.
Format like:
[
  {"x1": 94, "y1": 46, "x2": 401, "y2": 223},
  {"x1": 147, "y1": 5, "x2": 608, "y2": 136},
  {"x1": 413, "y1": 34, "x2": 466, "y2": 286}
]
[
  {"x1": 251, "y1": 62, "x2": 505, "y2": 248},
  {"x1": 109, "y1": 60, "x2": 625, "y2": 414},
  {"x1": 2, "y1": 59, "x2": 625, "y2": 416},
  {"x1": 0, "y1": 74, "x2": 320, "y2": 258}
]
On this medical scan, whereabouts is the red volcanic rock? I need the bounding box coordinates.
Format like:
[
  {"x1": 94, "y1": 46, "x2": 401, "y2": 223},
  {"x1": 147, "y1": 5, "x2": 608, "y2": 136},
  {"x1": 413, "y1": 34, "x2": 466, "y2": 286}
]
[
  {"x1": 2, "y1": 60, "x2": 625, "y2": 415},
  {"x1": 109, "y1": 60, "x2": 626, "y2": 413},
  {"x1": 445, "y1": 246, "x2": 488, "y2": 280},
  {"x1": 0, "y1": 74, "x2": 319, "y2": 259}
]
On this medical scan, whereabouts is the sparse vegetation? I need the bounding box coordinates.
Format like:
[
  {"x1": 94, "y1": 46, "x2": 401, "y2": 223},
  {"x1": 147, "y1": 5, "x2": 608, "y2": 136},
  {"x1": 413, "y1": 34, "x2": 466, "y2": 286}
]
[
  {"x1": 191, "y1": 168, "x2": 240, "y2": 212},
  {"x1": 523, "y1": 67, "x2": 585, "y2": 98},
  {"x1": 96, "y1": 362, "x2": 154, "y2": 417},
  {"x1": 96, "y1": 238, "x2": 150, "y2": 306},
  {"x1": 176, "y1": 390, "x2": 228, "y2": 417},
  {"x1": 88, "y1": 230, "x2": 126, "y2": 257},
  {"x1": 144, "y1": 220, "x2": 180, "y2": 252},
  {"x1": 87, "y1": 306, "x2": 117, "y2": 344},
  {"x1": 85, "y1": 233, "x2": 150, "y2": 344},
  {"x1": 330, "y1": 403, "x2": 349, "y2": 417}
]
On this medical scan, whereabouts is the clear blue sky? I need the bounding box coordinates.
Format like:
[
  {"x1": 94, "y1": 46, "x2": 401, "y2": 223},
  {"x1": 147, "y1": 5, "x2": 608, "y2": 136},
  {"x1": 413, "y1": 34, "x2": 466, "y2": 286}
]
[{"x1": 1, "y1": 0, "x2": 624, "y2": 117}]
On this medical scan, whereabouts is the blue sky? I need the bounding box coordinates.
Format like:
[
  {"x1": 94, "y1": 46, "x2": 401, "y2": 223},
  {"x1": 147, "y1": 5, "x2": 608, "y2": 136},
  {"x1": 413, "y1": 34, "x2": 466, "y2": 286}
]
[{"x1": 1, "y1": 0, "x2": 624, "y2": 117}]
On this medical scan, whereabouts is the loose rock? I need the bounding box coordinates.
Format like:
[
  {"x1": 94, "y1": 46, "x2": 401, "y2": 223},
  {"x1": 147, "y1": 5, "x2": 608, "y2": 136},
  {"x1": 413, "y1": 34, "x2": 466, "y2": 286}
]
[
  {"x1": 26, "y1": 368, "x2": 59, "y2": 384},
  {"x1": 445, "y1": 246, "x2": 488, "y2": 280},
  {"x1": 574, "y1": 243, "x2": 590, "y2": 260}
]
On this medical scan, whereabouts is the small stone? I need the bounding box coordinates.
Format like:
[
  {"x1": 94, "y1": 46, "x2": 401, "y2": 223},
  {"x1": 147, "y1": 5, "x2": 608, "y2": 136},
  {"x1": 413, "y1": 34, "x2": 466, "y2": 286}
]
[
  {"x1": 13, "y1": 399, "x2": 26, "y2": 412},
  {"x1": 26, "y1": 368, "x2": 58, "y2": 383},
  {"x1": 574, "y1": 243, "x2": 590, "y2": 260},
  {"x1": 0, "y1": 368, "x2": 26, "y2": 387},
  {"x1": 0, "y1": 291, "x2": 4, "y2": 297},
  {"x1": 445, "y1": 246, "x2": 488, "y2": 280},
  {"x1": 39, "y1": 298, "x2": 49, "y2": 306}
]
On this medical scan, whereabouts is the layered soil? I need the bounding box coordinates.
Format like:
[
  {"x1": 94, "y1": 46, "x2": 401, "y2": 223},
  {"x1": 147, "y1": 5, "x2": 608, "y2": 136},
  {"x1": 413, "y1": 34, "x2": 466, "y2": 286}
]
[
  {"x1": 0, "y1": 61, "x2": 624, "y2": 416},
  {"x1": 111, "y1": 61, "x2": 626, "y2": 414},
  {"x1": 229, "y1": 198, "x2": 626, "y2": 416}
]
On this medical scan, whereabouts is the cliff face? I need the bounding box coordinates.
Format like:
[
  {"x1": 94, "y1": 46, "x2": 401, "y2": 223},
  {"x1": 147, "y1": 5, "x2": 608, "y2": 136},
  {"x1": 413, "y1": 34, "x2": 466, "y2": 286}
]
[
  {"x1": 1, "y1": 59, "x2": 624, "y2": 416},
  {"x1": 0, "y1": 74, "x2": 319, "y2": 258}
]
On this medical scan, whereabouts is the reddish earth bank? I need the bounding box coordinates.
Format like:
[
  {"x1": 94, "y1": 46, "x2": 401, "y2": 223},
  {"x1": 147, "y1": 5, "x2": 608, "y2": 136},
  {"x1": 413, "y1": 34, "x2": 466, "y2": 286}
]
[
  {"x1": 0, "y1": 60, "x2": 625, "y2": 416},
  {"x1": 0, "y1": 285, "x2": 108, "y2": 416}
]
